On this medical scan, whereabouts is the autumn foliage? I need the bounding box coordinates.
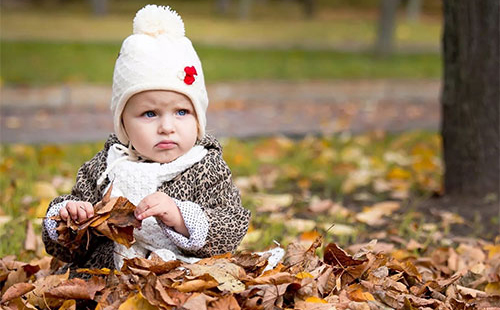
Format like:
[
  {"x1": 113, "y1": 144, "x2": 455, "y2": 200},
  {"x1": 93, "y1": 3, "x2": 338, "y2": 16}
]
[{"x1": 2, "y1": 234, "x2": 500, "y2": 309}]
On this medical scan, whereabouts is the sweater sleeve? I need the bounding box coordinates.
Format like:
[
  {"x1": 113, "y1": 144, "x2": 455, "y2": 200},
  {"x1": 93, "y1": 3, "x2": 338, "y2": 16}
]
[
  {"x1": 41, "y1": 142, "x2": 111, "y2": 263},
  {"x1": 181, "y1": 151, "x2": 251, "y2": 258}
]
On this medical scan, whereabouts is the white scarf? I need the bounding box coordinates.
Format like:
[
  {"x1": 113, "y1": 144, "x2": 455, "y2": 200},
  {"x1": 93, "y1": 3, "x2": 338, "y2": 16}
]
[{"x1": 99, "y1": 143, "x2": 208, "y2": 268}]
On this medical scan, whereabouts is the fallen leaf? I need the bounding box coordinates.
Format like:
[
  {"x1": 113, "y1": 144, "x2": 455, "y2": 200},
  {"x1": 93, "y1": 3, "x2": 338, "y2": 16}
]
[
  {"x1": 24, "y1": 220, "x2": 37, "y2": 251},
  {"x1": 173, "y1": 274, "x2": 219, "y2": 292},
  {"x1": 118, "y1": 292, "x2": 157, "y2": 310},
  {"x1": 187, "y1": 260, "x2": 246, "y2": 293},
  {"x1": 46, "y1": 276, "x2": 106, "y2": 300},
  {"x1": 207, "y1": 295, "x2": 241, "y2": 310},
  {"x1": 182, "y1": 292, "x2": 216, "y2": 310},
  {"x1": 324, "y1": 243, "x2": 366, "y2": 268},
  {"x1": 485, "y1": 282, "x2": 500, "y2": 296},
  {"x1": 26, "y1": 270, "x2": 70, "y2": 309},
  {"x1": 252, "y1": 193, "x2": 293, "y2": 212},
  {"x1": 1, "y1": 282, "x2": 35, "y2": 303}
]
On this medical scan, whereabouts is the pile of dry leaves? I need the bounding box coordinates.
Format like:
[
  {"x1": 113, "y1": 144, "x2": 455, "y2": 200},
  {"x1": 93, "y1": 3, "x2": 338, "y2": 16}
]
[
  {"x1": 2, "y1": 193, "x2": 499, "y2": 309},
  {"x1": 1, "y1": 234, "x2": 500, "y2": 309}
]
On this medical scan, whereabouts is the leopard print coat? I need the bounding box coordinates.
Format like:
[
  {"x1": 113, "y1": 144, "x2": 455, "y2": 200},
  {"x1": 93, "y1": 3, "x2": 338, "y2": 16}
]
[{"x1": 42, "y1": 134, "x2": 251, "y2": 274}]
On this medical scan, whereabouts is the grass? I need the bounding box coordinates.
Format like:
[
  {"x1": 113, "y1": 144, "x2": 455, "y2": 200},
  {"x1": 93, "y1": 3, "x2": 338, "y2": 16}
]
[
  {"x1": 0, "y1": 1, "x2": 441, "y2": 49},
  {"x1": 0, "y1": 40, "x2": 441, "y2": 85},
  {"x1": 0, "y1": 131, "x2": 443, "y2": 257},
  {"x1": 0, "y1": 1, "x2": 442, "y2": 85}
]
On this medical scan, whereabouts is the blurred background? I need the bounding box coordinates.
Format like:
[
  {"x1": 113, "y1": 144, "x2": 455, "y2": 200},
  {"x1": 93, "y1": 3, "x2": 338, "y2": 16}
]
[
  {"x1": 0, "y1": 0, "x2": 442, "y2": 142},
  {"x1": 4, "y1": 0, "x2": 490, "y2": 259}
]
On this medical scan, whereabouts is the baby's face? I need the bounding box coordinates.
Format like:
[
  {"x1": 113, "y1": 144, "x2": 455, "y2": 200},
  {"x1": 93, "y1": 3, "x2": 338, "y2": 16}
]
[{"x1": 122, "y1": 90, "x2": 198, "y2": 163}]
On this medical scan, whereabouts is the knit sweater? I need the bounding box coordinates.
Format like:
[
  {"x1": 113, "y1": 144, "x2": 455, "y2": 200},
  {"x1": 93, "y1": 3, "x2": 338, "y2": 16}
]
[{"x1": 42, "y1": 134, "x2": 251, "y2": 275}]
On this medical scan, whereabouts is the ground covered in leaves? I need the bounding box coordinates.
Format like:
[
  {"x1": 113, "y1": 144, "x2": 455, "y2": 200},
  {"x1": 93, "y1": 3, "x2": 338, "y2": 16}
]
[
  {"x1": 2, "y1": 235, "x2": 500, "y2": 309},
  {"x1": 1, "y1": 132, "x2": 499, "y2": 309}
]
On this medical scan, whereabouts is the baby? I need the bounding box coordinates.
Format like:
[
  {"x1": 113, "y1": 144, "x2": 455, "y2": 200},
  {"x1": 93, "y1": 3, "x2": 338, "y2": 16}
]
[{"x1": 42, "y1": 4, "x2": 251, "y2": 273}]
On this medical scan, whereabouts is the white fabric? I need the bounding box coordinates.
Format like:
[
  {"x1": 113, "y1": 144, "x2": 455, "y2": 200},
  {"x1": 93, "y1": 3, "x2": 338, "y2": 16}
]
[
  {"x1": 44, "y1": 143, "x2": 209, "y2": 269},
  {"x1": 44, "y1": 201, "x2": 68, "y2": 241},
  {"x1": 101, "y1": 143, "x2": 207, "y2": 206},
  {"x1": 256, "y1": 247, "x2": 286, "y2": 271},
  {"x1": 111, "y1": 4, "x2": 209, "y2": 144},
  {"x1": 100, "y1": 143, "x2": 208, "y2": 269},
  {"x1": 161, "y1": 199, "x2": 209, "y2": 251}
]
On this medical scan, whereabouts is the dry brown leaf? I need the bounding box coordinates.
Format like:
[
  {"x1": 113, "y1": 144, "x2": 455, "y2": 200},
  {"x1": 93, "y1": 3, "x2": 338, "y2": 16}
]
[
  {"x1": 26, "y1": 269, "x2": 70, "y2": 309},
  {"x1": 245, "y1": 272, "x2": 298, "y2": 286},
  {"x1": 295, "y1": 299, "x2": 336, "y2": 310},
  {"x1": 231, "y1": 252, "x2": 269, "y2": 277},
  {"x1": 93, "y1": 196, "x2": 141, "y2": 248},
  {"x1": 324, "y1": 243, "x2": 366, "y2": 268},
  {"x1": 181, "y1": 292, "x2": 216, "y2": 310},
  {"x1": 187, "y1": 260, "x2": 246, "y2": 293},
  {"x1": 1, "y1": 282, "x2": 35, "y2": 303},
  {"x1": 24, "y1": 220, "x2": 37, "y2": 251},
  {"x1": 207, "y1": 295, "x2": 241, "y2": 310},
  {"x1": 142, "y1": 273, "x2": 178, "y2": 308},
  {"x1": 46, "y1": 276, "x2": 105, "y2": 300},
  {"x1": 308, "y1": 198, "x2": 334, "y2": 213},
  {"x1": 173, "y1": 273, "x2": 219, "y2": 292},
  {"x1": 284, "y1": 236, "x2": 322, "y2": 274}
]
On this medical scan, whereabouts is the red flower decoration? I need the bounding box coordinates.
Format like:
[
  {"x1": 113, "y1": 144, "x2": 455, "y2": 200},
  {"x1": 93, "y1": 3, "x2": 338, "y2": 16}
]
[{"x1": 183, "y1": 66, "x2": 197, "y2": 85}]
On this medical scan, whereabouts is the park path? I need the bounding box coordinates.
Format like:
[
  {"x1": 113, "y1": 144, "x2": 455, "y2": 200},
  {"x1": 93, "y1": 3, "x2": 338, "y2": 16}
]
[{"x1": 0, "y1": 80, "x2": 440, "y2": 144}]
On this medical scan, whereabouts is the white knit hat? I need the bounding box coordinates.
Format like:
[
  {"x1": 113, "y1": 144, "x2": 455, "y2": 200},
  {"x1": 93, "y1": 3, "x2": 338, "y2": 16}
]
[{"x1": 111, "y1": 4, "x2": 209, "y2": 144}]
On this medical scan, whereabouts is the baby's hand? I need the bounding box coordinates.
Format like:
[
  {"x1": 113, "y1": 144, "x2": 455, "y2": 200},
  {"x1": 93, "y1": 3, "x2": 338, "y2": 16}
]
[
  {"x1": 60, "y1": 201, "x2": 94, "y2": 223},
  {"x1": 135, "y1": 192, "x2": 188, "y2": 237}
]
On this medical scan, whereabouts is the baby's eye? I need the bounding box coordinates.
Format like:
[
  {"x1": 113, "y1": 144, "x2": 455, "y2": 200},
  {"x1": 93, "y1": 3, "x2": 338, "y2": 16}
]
[
  {"x1": 177, "y1": 109, "x2": 188, "y2": 116},
  {"x1": 143, "y1": 111, "x2": 156, "y2": 118}
]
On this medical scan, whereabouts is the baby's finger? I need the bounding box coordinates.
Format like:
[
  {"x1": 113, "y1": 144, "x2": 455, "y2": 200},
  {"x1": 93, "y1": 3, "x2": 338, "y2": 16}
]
[
  {"x1": 135, "y1": 201, "x2": 148, "y2": 217},
  {"x1": 83, "y1": 202, "x2": 94, "y2": 218},
  {"x1": 135, "y1": 205, "x2": 159, "y2": 220},
  {"x1": 59, "y1": 207, "x2": 69, "y2": 221},
  {"x1": 66, "y1": 203, "x2": 79, "y2": 221},
  {"x1": 77, "y1": 205, "x2": 88, "y2": 222}
]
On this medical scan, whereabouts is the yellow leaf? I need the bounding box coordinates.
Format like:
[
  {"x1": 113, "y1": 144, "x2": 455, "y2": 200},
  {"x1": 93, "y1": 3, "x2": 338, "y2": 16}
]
[
  {"x1": 34, "y1": 198, "x2": 51, "y2": 219},
  {"x1": 297, "y1": 178, "x2": 311, "y2": 190},
  {"x1": 485, "y1": 282, "x2": 500, "y2": 296},
  {"x1": 349, "y1": 288, "x2": 375, "y2": 302},
  {"x1": 59, "y1": 300, "x2": 76, "y2": 310},
  {"x1": 305, "y1": 296, "x2": 327, "y2": 303},
  {"x1": 118, "y1": 293, "x2": 157, "y2": 310},
  {"x1": 33, "y1": 181, "x2": 58, "y2": 199},
  {"x1": 300, "y1": 231, "x2": 321, "y2": 242},
  {"x1": 391, "y1": 249, "x2": 412, "y2": 261},
  {"x1": 296, "y1": 272, "x2": 314, "y2": 279},
  {"x1": 484, "y1": 244, "x2": 500, "y2": 259},
  {"x1": 387, "y1": 167, "x2": 412, "y2": 180}
]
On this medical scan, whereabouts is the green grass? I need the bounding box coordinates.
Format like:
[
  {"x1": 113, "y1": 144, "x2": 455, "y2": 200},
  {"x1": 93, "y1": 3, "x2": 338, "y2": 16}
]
[
  {"x1": 0, "y1": 40, "x2": 441, "y2": 85},
  {"x1": 0, "y1": 1, "x2": 441, "y2": 47},
  {"x1": 0, "y1": 131, "x2": 443, "y2": 256}
]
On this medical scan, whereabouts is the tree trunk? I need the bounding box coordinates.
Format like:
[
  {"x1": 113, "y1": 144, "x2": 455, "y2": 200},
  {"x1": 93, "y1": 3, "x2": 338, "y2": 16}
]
[
  {"x1": 301, "y1": 0, "x2": 316, "y2": 19},
  {"x1": 239, "y1": 0, "x2": 253, "y2": 20},
  {"x1": 89, "y1": 0, "x2": 107, "y2": 16},
  {"x1": 215, "y1": 0, "x2": 231, "y2": 15},
  {"x1": 375, "y1": 0, "x2": 400, "y2": 57},
  {"x1": 441, "y1": 0, "x2": 500, "y2": 199},
  {"x1": 406, "y1": 0, "x2": 421, "y2": 22}
]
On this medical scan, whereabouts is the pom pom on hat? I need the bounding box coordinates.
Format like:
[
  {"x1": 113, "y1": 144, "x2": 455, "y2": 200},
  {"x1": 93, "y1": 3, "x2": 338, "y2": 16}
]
[{"x1": 133, "y1": 4, "x2": 185, "y2": 38}]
